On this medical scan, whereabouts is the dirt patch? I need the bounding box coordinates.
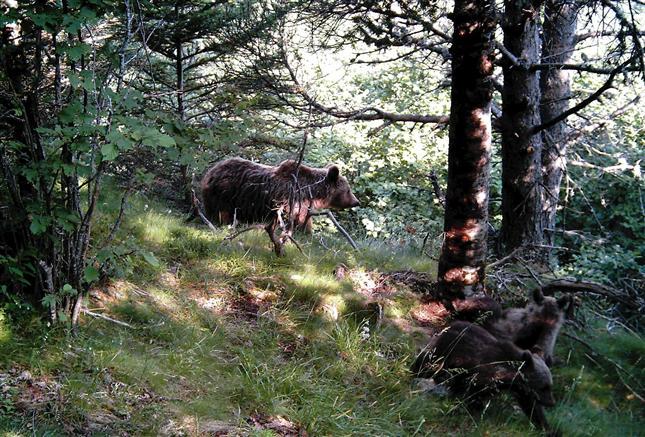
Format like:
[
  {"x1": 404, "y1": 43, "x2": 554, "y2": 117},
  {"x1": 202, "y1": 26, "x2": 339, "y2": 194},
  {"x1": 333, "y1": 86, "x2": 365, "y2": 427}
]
[
  {"x1": 0, "y1": 369, "x2": 62, "y2": 413},
  {"x1": 410, "y1": 302, "x2": 449, "y2": 327},
  {"x1": 248, "y1": 413, "x2": 308, "y2": 436},
  {"x1": 90, "y1": 279, "x2": 150, "y2": 307},
  {"x1": 381, "y1": 271, "x2": 436, "y2": 295}
]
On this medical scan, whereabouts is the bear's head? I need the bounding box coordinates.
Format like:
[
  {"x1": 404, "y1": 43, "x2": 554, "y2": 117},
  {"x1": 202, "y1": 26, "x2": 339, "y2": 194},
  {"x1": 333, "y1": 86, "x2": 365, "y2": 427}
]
[
  {"x1": 323, "y1": 165, "x2": 360, "y2": 210},
  {"x1": 521, "y1": 348, "x2": 556, "y2": 407}
]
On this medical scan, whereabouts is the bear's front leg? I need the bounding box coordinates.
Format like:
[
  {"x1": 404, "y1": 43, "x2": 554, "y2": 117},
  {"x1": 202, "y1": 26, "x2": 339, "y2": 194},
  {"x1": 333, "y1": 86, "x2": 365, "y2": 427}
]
[{"x1": 515, "y1": 394, "x2": 559, "y2": 436}]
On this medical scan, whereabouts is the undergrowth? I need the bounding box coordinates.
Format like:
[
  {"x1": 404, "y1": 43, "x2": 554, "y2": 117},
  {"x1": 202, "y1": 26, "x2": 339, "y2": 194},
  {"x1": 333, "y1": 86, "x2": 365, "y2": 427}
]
[{"x1": 0, "y1": 187, "x2": 642, "y2": 436}]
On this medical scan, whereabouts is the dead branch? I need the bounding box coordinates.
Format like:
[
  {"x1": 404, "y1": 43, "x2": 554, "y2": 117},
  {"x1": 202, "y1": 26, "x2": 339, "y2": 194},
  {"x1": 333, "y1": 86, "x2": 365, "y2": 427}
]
[
  {"x1": 516, "y1": 257, "x2": 544, "y2": 287},
  {"x1": 282, "y1": 51, "x2": 449, "y2": 126},
  {"x1": 310, "y1": 210, "x2": 358, "y2": 250},
  {"x1": 564, "y1": 95, "x2": 640, "y2": 145},
  {"x1": 541, "y1": 279, "x2": 639, "y2": 310},
  {"x1": 285, "y1": 234, "x2": 305, "y2": 255},
  {"x1": 487, "y1": 246, "x2": 522, "y2": 269},
  {"x1": 530, "y1": 63, "x2": 641, "y2": 74},
  {"x1": 103, "y1": 186, "x2": 133, "y2": 247},
  {"x1": 82, "y1": 308, "x2": 133, "y2": 328},
  {"x1": 224, "y1": 224, "x2": 266, "y2": 241},
  {"x1": 531, "y1": 59, "x2": 633, "y2": 135},
  {"x1": 191, "y1": 189, "x2": 218, "y2": 234}
]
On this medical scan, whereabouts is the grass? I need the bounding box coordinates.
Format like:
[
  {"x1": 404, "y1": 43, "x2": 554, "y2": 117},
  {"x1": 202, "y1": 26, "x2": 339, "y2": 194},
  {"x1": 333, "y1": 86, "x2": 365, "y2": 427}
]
[{"x1": 1, "y1": 187, "x2": 643, "y2": 435}]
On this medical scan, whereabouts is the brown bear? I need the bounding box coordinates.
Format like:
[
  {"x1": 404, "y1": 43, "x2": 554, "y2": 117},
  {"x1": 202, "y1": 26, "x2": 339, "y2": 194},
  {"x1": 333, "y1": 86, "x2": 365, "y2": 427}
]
[
  {"x1": 483, "y1": 289, "x2": 572, "y2": 367},
  {"x1": 451, "y1": 295, "x2": 502, "y2": 324},
  {"x1": 412, "y1": 321, "x2": 558, "y2": 434},
  {"x1": 200, "y1": 157, "x2": 360, "y2": 255}
]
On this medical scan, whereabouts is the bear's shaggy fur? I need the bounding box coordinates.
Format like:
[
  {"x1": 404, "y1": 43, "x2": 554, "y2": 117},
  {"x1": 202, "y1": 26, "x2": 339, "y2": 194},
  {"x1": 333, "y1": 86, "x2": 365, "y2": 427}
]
[
  {"x1": 484, "y1": 289, "x2": 573, "y2": 366},
  {"x1": 412, "y1": 321, "x2": 557, "y2": 433},
  {"x1": 201, "y1": 157, "x2": 359, "y2": 255}
]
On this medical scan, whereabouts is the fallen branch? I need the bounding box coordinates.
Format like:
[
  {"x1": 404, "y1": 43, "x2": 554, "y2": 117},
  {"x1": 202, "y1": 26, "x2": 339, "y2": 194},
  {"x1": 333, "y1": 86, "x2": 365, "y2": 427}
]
[
  {"x1": 487, "y1": 246, "x2": 522, "y2": 269},
  {"x1": 541, "y1": 279, "x2": 639, "y2": 310},
  {"x1": 82, "y1": 308, "x2": 133, "y2": 328}
]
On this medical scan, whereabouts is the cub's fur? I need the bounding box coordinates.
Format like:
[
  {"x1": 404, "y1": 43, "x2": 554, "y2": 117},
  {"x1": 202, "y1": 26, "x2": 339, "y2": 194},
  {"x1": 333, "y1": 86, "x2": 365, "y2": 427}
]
[
  {"x1": 484, "y1": 289, "x2": 572, "y2": 366},
  {"x1": 412, "y1": 321, "x2": 557, "y2": 433}
]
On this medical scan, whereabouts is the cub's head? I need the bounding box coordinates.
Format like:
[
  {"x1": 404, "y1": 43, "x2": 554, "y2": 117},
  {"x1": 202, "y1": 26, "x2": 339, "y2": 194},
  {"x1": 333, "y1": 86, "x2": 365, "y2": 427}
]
[
  {"x1": 521, "y1": 348, "x2": 556, "y2": 407},
  {"x1": 323, "y1": 165, "x2": 360, "y2": 210}
]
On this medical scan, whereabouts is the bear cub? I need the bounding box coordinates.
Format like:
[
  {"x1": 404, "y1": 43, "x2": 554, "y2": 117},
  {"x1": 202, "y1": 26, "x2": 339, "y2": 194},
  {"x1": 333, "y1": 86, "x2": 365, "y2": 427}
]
[
  {"x1": 483, "y1": 289, "x2": 573, "y2": 366},
  {"x1": 412, "y1": 321, "x2": 558, "y2": 434}
]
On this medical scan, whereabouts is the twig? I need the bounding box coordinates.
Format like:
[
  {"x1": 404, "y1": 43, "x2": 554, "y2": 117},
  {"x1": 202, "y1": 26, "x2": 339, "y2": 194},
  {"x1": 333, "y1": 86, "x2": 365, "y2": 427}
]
[
  {"x1": 286, "y1": 234, "x2": 305, "y2": 255},
  {"x1": 82, "y1": 308, "x2": 133, "y2": 328},
  {"x1": 224, "y1": 224, "x2": 266, "y2": 241},
  {"x1": 487, "y1": 246, "x2": 522, "y2": 269},
  {"x1": 310, "y1": 211, "x2": 358, "y2": 250},
  {"x1": 191, "y1": 189, "x2": 218, "y2": 234},
  {"x1": 531, "y1": 58, "x2": 634, "y2": 134},
  {"x1": 516, "y1": 257, "x2": 544, "y2": 287}
]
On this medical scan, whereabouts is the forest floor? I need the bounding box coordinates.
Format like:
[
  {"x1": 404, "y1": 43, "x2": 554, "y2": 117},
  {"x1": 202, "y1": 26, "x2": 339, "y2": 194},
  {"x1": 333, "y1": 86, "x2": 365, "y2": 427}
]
[{"x1": 0, "y1": 190, "x2": 643, "y2": 436}]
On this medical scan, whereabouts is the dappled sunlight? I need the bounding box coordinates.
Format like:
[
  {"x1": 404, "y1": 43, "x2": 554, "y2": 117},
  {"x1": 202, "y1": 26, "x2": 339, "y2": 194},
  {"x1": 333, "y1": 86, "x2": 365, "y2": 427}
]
[{"x1": 0, "y1": 310, "x2": 11, "y2": 346}]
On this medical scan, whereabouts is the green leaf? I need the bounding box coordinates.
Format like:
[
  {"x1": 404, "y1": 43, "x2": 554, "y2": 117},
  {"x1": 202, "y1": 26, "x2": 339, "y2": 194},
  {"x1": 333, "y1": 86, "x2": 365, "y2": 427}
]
[
  {"x1": 61, "y1": 283, "x2": 78, "y2": 296},
  {"x1": 29, "y1": 215, "x2": 50, "y2": 235},
  {"x1": 57, "y1": 311, "x2": 69, "y2": 322},
  {"x1": 68, "y1": 72, "x2": 81, "y2": 89},
  {"x1": 141, "y1": 251, "x2": 159, "y2": 267},
  {"x1": 41, "y1": 294, "x2": 57, "y2": 309},
  {"x1": 101, "y1": 143, "x2": 118, "y2": 161},
  {"x1": 66, "y1": 43, "x2": 91, "y2": 62},
  {"x1": 83, "y1": 266, "x2": 99, "y2": 283},
  {"x1": 157, "y1": 133, "x2": 176, "y2": 148}
]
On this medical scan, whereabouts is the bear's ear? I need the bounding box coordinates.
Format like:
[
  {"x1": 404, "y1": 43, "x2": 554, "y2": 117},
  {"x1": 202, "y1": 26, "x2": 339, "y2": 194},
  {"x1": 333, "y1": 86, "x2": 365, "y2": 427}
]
[
  {"x1": 326, "y1": 165, "x2": 340, "y2": 183},
  {"x1": 530, "y1": 346, "x2": 545, "y2": 358},
  {"x1": 557, "y1": 294, "x2": 571, "y2": 310},
  {"x1": 522, "y1": 350, "x2": 534, "y2": 365},
  {"x1": 532, "y1": 287, "x2": 545, "y2": 304}
]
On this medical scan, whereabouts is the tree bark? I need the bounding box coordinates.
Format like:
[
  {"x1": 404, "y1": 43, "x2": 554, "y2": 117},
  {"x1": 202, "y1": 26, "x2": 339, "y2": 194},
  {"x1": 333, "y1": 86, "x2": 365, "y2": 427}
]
[
  {"x1": 500, "y1": 0, "x2": 544, "y2": 253},
  {"x1": 540, "y1": 0, "x2": 578, "y2": 247},
  {"x1": 436, "y1": 0, "x2": 496, "y2": 301}
]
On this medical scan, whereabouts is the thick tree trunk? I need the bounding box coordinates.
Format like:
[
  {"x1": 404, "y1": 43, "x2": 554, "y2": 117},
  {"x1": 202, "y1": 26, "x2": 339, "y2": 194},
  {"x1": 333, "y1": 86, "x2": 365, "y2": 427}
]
[
  {"x1": 436, "y1": 0, "x2": 496, "y2": 301},
  {"x1": 540, "y1": 0, "x2": 578, "y2": 246},
  {"x1": 500, "y1": 0, "x2": 544, "y2": 253}
]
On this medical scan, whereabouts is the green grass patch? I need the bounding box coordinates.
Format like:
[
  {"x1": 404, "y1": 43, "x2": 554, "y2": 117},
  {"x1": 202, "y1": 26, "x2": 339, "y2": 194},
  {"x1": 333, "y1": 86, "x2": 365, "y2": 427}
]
[{"x1": 1, "y1": 186, "x2": 643, "y2": 435}]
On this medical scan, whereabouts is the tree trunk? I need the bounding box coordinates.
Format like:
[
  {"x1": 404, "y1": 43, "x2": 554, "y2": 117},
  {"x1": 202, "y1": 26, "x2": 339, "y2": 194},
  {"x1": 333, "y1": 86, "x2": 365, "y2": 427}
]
[
  {"x1": 174, "y1": 3, "x2": 191, "y2": 207},
  {"x1": 436, "y1": 0, "x2": 496, "y2": 301},
  {"x1": 500, "y1": 0, "x2": 544, "y2": 253},
  {"x1": 540, "y1": 0, "x2": 578, "y2": 247}
]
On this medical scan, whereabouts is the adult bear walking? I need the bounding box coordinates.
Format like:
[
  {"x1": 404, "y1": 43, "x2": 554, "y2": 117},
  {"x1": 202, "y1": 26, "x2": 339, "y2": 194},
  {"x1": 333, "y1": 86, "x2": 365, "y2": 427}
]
[{"x1": 201, "y1": 157, "x2": 360, "y2": 255}]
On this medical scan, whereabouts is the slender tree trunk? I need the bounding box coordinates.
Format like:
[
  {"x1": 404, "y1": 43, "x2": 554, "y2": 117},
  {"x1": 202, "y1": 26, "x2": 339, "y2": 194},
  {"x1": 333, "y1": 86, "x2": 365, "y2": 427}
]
[
  {"x1": 437, "y1": 0, "x2": 496, "y2": 301},
  {"x1": 500, "y1": 0, "x2": 544, "y2": 253},
  {"x1": 174, "y1": 3, "x2": 191, "y2": 206},
  {"x1": 540, "y1": 0, "x2": 578, "y2": 247}
]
